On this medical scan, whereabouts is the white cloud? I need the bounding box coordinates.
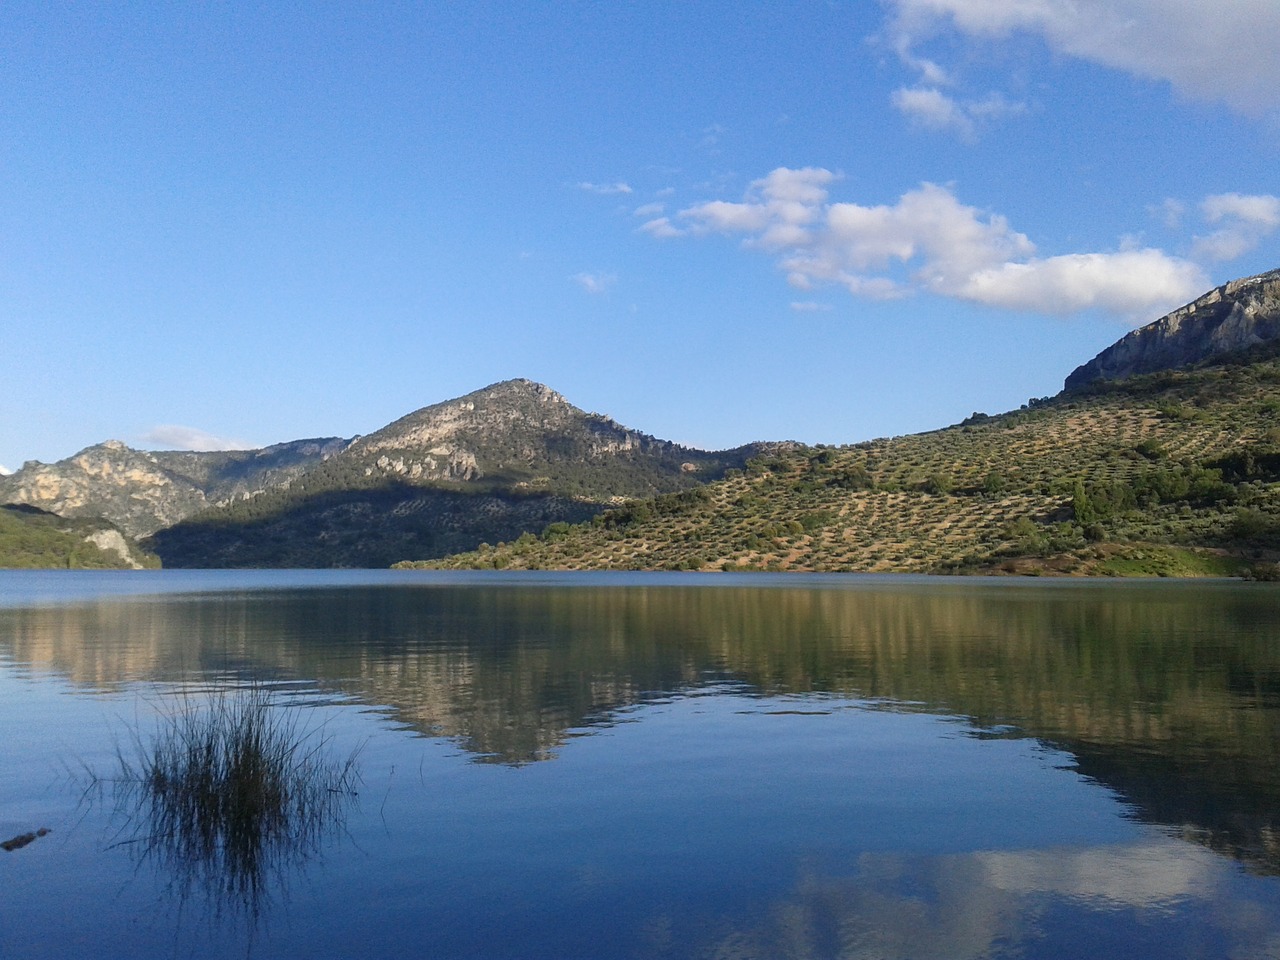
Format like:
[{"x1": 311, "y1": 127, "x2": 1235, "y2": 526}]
[
  {"x1": 1151, "y1": 198, "x2": 1186, "y2": 230},
  {"x1": 1192, "y1": 192, "x2": 1280, "y2": 261},
  {"x1": 790, "y1": 301, "x2": 834, "y2": 312},
  {"x1": 139, "y1": 425, "x2": 254, "y2": 451},
  {"x1": 673, "y1": 167, "x2": 1208, "y2": 322},
  {"x1": 885, "y1": 0, "x2": 1280, "y2": 116},
  {"x1": 957, "y1": 250, "x2": 1208, "y2": 317},
  {"x1": 639, "y1": 217, "x2": 684, "y2": 239},
  {"x1": 578, "y1": 181, "x2": 632, "y2": 195},
  {"x1": 892, "y1": 87, "x2": 1026, "y2": 141},
  {"x1": 633, "y1": 202, "x2": 666, "y2": 218},
  {"x1": 0, "y1": 464, "x2": 12, "y2": 476},
  {"x1": 572, "y1": 271, "x2": 617, "y2": 294},
  {"x1": 893, "y1": 86, "x2": 976, "y2": 139}
]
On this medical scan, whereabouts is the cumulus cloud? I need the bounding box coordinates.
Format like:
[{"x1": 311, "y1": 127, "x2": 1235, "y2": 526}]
[
  {"x1": 0, "y1": 464, "x2": 12, "y2": 476},
  {"x1": 140, "y1": 425, "x2": 254, "y2": 451},
  {"x1": 1192, "y1": 193, "x2": 1280, "y2": 261},
  {"x1": 674, "y1": 167, "x2": 1208, "y2": 322},
  {"x1": 956, "y1": 250, "x2": 1208, "y2": 316},
  {"x1": 578, "y1": 181, "x2": 632, "y2": 195},
  {"x1": 885, "y1": 0, "x2": 1280, "y2": 116},
  {"x1": 573, "y1": 271, "x2": 617, "y2": 294}
]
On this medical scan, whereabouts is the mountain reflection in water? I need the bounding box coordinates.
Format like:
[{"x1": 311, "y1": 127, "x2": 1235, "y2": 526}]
[{"x1": 5, "y1": 573, "x2": 1278, "y2": 881}]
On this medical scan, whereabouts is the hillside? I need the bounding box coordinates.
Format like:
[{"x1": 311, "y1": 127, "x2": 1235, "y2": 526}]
[
  {"x1": 144, "y1": 380, "x2": 772, "y2": 568},
  {"x1": 408, "y1": 352, "x2": 1280, "y2": 576},
  {"x1": 0, "y1": 437, "x2": 350, "y2": 537},
  {"x1": 0, "y1": 504, "x2": 159, "y2": 569}
]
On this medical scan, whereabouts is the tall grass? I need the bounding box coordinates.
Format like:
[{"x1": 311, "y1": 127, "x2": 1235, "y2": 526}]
[{"x1": 102, "y1": 685, "x2": 361, "y2": 920}]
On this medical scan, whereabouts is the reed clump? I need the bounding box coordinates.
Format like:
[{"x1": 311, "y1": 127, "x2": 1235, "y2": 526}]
[{"x1": 106, "y1": 686, "x2": 361, "y2": 918}]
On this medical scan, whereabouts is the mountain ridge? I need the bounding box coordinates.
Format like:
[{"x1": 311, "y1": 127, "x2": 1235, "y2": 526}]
[
  {"x1": 6, "y1": 269, "x2": 1280, "y2": 571},
  {"x1": 136, "y1": 380, "x2": 777, "y2": 567},
  {"x1": 1066, "y1": 267, "x2": 1280, "y2": 389},
  {"x1": 0, "y1": 436, "x2": 351, "y2": 537}
]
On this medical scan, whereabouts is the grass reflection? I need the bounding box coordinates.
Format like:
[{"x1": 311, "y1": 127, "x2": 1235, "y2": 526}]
[{"x1": 99, "y1": 686, "x2": 361, "y2": 923}]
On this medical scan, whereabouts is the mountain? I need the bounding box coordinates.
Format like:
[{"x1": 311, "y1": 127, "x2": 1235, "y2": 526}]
[
  {"x1": 1065, "y1": 267, "x2": 1280, "y2": 389},
  {"x1": 0, "y1": 504, "x2": 158, "y2": 569},
  {"x1": 412, "y1": 355, "x2": 1280, "y2": 576},
  {"x1": 0, "y1": 437, "x2": 351, "y2": 538},
  {"x1": 142, "y1": 380, "x2": 774, "y2": 568}
]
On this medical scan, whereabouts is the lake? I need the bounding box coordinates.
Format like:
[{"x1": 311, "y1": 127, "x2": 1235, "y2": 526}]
[{"x1": 2, "y1": 570, "x2": 1279, "y2": 959}]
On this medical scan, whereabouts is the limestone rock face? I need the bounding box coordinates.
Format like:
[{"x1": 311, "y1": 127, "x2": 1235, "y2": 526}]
[
  {"x1": 0, "y1": 437, "x2": 351, "y2": 538},
  {"x1": 1066, "y1": 268, "x2": 1280, "y2": 389},
  {"x1": 342, "y1": 379, "x2": 681, "y2": 485},
  {"x1": 82, "y1": 528, "x2": 146, "y2": 569}
]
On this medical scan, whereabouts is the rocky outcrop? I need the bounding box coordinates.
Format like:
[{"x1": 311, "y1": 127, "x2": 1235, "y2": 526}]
[
  {"x1": 82, "y1": 528, "x2": 148, "y2": 569},
  {"x1": 1066, "y1": 268, "x2": 1280, "y2": 390},
  {"x1": 351, "y1": 379, "x2": 656, "y2": 469},
  {"x1": 0, "y1": 437, "x2": 350, "y2": 538}
]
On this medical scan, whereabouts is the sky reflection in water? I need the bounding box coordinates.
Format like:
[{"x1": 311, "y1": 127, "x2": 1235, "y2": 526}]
[{"x1": 1, "y1": 571, "x2": 1278, "y2": 959}]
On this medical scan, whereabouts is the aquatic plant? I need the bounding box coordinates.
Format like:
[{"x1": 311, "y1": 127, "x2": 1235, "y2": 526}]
[{"x1": 101, "y1": 685, "x2": 361, "y2": 920}]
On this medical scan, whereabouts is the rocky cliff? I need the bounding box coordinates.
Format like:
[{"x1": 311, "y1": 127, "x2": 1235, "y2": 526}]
[
  {"x1": 0, "y1": 437, "x2": 350, "y2": 538},
  {"x1": 342, "y1": 378, "x2": 720, "y2": 491},
  {"x1": 1066, "y1": 268, "x2": 1280, "y2": 389}
]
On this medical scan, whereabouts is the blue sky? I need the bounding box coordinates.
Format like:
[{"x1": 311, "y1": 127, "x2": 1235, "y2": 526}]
[{"x1": 3, "y1": 1, "x2": 1279, "y2": 473}]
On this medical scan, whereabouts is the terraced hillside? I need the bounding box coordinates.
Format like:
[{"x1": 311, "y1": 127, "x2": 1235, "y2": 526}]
[{"x1": 408, "y1": 353, "x2": 1280, "y2": 576}]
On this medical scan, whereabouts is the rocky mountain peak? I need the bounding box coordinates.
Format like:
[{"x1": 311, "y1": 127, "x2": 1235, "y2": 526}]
[
  {"x1": 352, "y1": 379, "x2": 589, "y2": 458},
  {"x1": 1066, "y1": 267, "x2": 1280, "y2": 389}
]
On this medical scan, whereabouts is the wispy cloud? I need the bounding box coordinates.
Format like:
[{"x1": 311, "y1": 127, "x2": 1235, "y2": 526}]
[
  {"x1": 1192, "y1": 193, "x2": 1280, "y2": 261},
  {"x1": 639, "y1": 217, "x2": 684, "y2": 239},
  {"x1": 578, "y1": 181, "x2": 633, "y2": 195},
  {"x1": 884, "y1": 0, "x2": 1280, "y2": 117},
  {"x1": 790, "y1": 301, "x2": 833, "y2": 313},
  {"x1": 139, "y1": 425, "x2": 254, "y2": 451},
  {"x1": 572, "y1": 271, "x2": 617, "y2": 294},
  {"x1": 1150, "y1": 198, "x2": 1187, "y2": 230},
  {"x1": 633, "y1": 202, "x2": 666, "y2": 218},
  {"x1": 892, "y1": 87, "x2": 1026, "y2": 142},
  {"x1": 671, "y1": 166, "x2": 1210, "y2": 323}
]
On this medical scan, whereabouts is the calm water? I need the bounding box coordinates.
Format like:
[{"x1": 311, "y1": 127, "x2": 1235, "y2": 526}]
[{"x1": 2, "y1": 570, "x2": 1279, "y2": 959}]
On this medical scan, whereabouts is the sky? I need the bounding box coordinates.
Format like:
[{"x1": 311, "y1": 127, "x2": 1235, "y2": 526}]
[{"x1": 3, "y1": 1, "x2": 1279, "y2": 473}]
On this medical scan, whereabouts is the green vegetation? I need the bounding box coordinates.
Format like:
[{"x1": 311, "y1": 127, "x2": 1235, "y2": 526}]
[
  {"x1": 95, "y1": 687, "x2": 361, "y2": 916},
  {"x1": 146, "y1": 484, "x2": 604, "y2": 568},
  {"x1": 0, "y1": 505, "x2": 158, "y2": 569},
  {"x1": 145, "y1": 384, "x2": 770, "y2": 568},
  {"x1": 408, "y1": 352, "x2": 1280, "y2": 576}
]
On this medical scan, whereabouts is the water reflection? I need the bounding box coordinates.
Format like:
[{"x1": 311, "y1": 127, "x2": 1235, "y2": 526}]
[
  {"x1": 3, "y1": 575, "x2": 1279, "y2": 876},
  {"x1": 697, "y1": 840, "x2": 1279, "y2": 960},
  {"x1": 96, "y1": 685, "x2": 360, "y2": 929}
]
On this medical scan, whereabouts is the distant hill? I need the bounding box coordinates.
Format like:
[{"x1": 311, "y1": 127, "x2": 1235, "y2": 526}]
[
  {"x1": 0, "y1": 504, "x2": 158, "y2": 569},
  {"x1": 142, "y1": 380, "x2": 774, "y2": 568},
  {"x1": 1066, "y1": 268, "x2": 1280, "y2": 389},
  {"x1": 0, "y1": 437, "x2": 351, "y2": 537},
  {"x1": 411, "y1": 352, "x2": 1280, "y2": 576},
  {"x1": 11, "y1": 270, "x2": 1280, "y2": 574}
]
